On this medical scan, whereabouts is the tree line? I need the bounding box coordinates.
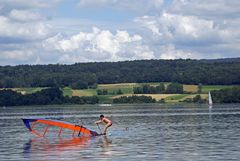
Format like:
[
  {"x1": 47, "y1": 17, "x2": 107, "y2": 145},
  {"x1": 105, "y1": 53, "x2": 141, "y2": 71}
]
[
  {"x1": 211, "y1": 87, "x2": 240, "y2": 103},
  {"x1": 182, "y1": 87, "x2": 240, "y2": 103},
  {"x1": 1, "y1": 86, "x2": 239, "y2": 106},
  {"x1": 133, "y1": 83, "x2": 184, "y2": 94},
  {"x1": 97, "y1": 89, "x2": 123, "y2": 95},
  {"x1": 113, "y1": 95, "x2": 157, "y2": 104},
  {"x1": 0, "y1": 87, "x2": 98, "y2": 106},
  {"x1": 0, "y1": 58, "x2": 240, "y2": 89},
  {"x1": 182, "y1": 95, "x2": 207, "y2": 103}
]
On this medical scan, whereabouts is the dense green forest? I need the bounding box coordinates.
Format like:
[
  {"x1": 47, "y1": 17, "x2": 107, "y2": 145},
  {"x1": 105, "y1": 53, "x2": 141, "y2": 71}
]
[
  {"x1": 0, "y1": 58, "x2": 240, "y2": 88},
  {"x1": 0, "y1": 88, "x2": 98, "y2": 106},
  {"x1": 212, "y1": 87, "x2": 240, "y2": 103},
  {"x1": 113, "y1": 95, "x2": 157, "y2": 104}
]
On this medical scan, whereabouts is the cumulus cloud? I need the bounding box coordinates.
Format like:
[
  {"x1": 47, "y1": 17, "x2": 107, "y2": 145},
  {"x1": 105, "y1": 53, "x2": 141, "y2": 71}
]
[
  {"x1": 78, "y1": 0, "x2": 163, "y2": 7},
  {"x1": 159, "y1": 44, "x2": 198, "y2": 59},
  {"x1": 135, "y1": 12, "x2": 231, "y2": 44},
  {"x1": 43, "y1": 27, "x2": 154, "y2": 63},
  {"x1": 135, "y1": 7, "x2": 240, "y2": 59},
  {"x1": 0, "y1": 16, "x2": 51, "y2": 41},
  {"x1": 0, "y1": 0, "x2": 63, "y2": 9},
  {"x1": 1, "y1": 0, "x2": 240, "y2": 65},
  {"x1": 9, "y1": 9, "x2": 42, "y2": 22},
  {"x1": 170, "y1": 0, "x2": 240, "y2": 19},
  {"x1": 0, "y1": 0, "x2": 58, "y2": 65},
  {"x1": 0, "y1": 49, "x2": 33, "y2": 60},
  {"x1": 78, "y1": 0, "x2": 164, "y2": 13},
  {"x1": 0, "y1": 49, "x2": 35, "y2": 65}
]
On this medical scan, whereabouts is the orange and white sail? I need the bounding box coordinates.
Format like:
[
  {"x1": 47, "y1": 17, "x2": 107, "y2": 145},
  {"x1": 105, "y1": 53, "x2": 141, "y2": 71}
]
[{"x1": 22, "y1": 118, "x2": 99, "y2": 137}]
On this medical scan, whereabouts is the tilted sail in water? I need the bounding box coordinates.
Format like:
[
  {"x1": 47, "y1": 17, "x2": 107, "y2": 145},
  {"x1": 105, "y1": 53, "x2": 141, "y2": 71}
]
[
  {"x1": 22, "y1": 118, "x2": 99, "y2": 137},
  {"x1": 208, "y1": 91, "x2": 213, "y2": 107}
]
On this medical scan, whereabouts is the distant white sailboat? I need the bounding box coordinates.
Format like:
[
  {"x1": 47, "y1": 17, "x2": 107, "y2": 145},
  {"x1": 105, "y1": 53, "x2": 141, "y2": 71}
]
[{"x1": 208, "y1": 91, "x2": 213, "y2": 107}]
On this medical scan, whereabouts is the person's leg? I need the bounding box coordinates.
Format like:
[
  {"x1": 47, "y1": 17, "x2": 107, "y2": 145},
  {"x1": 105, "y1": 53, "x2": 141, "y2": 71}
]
[{"x1": 103, "y1": 122, "x2": 112, "y2": 134}]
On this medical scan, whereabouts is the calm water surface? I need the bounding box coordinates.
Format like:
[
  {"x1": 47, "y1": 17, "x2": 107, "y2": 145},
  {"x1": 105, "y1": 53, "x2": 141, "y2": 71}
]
[{"x1": 1, "y1": 104, "x2": 240, "y2": 161}]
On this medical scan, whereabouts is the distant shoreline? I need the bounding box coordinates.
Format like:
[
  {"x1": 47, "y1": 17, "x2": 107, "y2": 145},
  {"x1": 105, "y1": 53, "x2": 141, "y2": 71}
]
[{"x1": 1, "y1": 83, "x2": 240, "y2": 106}]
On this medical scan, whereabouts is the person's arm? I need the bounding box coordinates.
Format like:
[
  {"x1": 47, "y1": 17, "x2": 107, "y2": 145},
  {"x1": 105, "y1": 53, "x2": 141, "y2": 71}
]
[{"x1": 95, "y1": 120, "x2": 102, "y2": 124}]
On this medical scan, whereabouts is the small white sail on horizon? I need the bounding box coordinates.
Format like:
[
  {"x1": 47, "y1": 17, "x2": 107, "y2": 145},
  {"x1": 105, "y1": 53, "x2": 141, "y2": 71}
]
[{"x1": 208, "y1": 91, "x2": 213, "y2": 107}]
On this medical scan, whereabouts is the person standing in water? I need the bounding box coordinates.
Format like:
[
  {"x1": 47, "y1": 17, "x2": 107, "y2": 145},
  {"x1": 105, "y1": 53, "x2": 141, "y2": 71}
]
[{"x1": 95, "y1": 114, "x2": 112, "y2": 135}]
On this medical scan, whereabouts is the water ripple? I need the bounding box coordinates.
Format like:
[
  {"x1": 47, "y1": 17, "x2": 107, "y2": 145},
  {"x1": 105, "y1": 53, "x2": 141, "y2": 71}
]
[{"x1": 0, "y1": 104, "x2": 240, "y2": 161}]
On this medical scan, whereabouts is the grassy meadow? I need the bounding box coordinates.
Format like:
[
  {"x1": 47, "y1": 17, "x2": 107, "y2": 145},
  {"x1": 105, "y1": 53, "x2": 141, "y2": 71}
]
[
  {"x1": 2, "y1": 83, "x2": 236, "y2": 104},
  {"x1": 62, "y1": 83, "x2": 234, "y2": 103}
]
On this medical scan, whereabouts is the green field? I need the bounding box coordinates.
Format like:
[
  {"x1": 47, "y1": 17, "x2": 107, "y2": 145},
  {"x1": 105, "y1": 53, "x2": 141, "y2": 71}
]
[
  {"x1": 1, "y1": 83, "x2": 237, "y2": 104},
  {"x1": 62, "y1": 87, "x2": 73, "y2": 96},
  {"x1": 63, "y1": 83, "x2": 235, "y2": 103},
  {"x1": 98, "y1": 83, "x2": 136, "y2": 94},
  {"x1": 201, "y1": 85, "x2": 233, "y2": 93}
]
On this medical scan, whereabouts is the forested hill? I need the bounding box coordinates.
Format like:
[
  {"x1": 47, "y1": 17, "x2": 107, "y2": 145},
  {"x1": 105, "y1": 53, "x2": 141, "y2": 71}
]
[{"x1": 0, "y1": 58, "x2": 240, "y2": 88}]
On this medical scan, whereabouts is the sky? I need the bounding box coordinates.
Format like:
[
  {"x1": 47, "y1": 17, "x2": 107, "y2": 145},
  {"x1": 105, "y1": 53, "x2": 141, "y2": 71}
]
[{"x1": 0, "y1": 0, "x2": 239, "y2": 65}]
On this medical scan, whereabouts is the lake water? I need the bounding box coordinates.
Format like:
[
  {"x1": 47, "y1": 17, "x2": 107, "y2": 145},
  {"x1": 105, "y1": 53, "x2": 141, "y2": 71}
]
[{"x1": 1, "y1": 104, "x2": 240, "y2": 161}]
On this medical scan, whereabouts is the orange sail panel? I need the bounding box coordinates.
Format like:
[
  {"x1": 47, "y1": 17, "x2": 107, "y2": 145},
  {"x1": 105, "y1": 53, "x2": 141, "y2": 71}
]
[{"x1": 22, "y1": 118, "x2": 99, "y2": 137}]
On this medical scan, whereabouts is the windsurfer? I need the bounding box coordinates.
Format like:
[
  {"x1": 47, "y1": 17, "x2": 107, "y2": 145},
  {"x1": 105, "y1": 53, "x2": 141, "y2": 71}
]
[{"x1": 95, "y1": 115, "x2": 112, "y2": 135}]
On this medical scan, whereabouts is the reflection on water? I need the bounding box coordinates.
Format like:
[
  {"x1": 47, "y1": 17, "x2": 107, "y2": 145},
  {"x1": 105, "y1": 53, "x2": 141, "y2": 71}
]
[
  {"x1": 23, "y1": 135, "x2": 114, "y2": 160},
  {"x1": 1, "y1": 104, "x2": 240, "y2": 160},
  {"x1": 23, "y1": 136, "x2": 90, "y2": 153}
]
